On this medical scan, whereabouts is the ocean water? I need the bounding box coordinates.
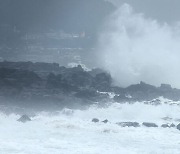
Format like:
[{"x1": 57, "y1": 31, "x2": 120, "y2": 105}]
[{"x1": 0, "y1": 101, "x2": 180, "y2": 154}]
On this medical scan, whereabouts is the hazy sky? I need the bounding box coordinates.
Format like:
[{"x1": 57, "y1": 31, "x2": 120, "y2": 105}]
[{"x1": 107, "y1": 0, "x2": 180, "y2": 24}]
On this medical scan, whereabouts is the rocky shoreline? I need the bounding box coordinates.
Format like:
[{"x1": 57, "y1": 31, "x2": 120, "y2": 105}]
[{"x1": 0, "y1": 61, "x2": 180, "y2": 110}]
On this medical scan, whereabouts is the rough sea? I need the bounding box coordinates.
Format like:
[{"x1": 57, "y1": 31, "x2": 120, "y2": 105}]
[{"x1": 1, "y1": 98, "x2": 180, "y2": 154}]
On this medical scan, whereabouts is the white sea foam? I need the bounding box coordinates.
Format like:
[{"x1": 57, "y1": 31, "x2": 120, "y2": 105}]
[{"x1": 0, "y1": 102, "x2": 180, "y2": 154}]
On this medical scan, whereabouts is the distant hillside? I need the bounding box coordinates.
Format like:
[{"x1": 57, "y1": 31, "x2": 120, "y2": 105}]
[{"x1": 0, "y1": 0, "x2": 115, "y2": 34}]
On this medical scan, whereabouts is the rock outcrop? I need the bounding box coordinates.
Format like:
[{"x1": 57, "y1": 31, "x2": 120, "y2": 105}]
[
  {"x1": 161, "y1": 124, "x2": 170, "y2": 128},
  {"x1": 177, "y1": 123, "x2": 180, "y2": 130},
  {"x1": 170, "y1": 123, "x2": 176, "y2": 128},
  {"x1": 17, "y1": 115, "x2": 31, "y2": 123},
  {"x1": 116, "y1": 122, "x2": 140, "y2": 127},
  {"x1": 92, "y1": 118, "x2": 99, "y2": 123},
  {"x1": 142, "y1": 122, "x2": 158, "y2": 127},
  {"x1": 102, "y1": 119, "x2": 108, "y2": 123},
  {"x1": 0, "y1": 61, "x2": 180, "y2": 109}
]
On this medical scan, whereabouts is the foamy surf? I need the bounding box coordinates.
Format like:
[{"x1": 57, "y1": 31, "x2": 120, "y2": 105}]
[{"x1": 0, "y1": 101, "x2": 180, "y2": 154}]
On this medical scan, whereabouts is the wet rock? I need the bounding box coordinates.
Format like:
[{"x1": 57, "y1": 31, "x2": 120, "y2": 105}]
[
  {"x1": 93, "y1": 73, "x2": 112, "y2": 91},
  {"x1": 17, "y1": 115, "x2": 31, "y2": 123},
  {"x1": 142, "y1": 122, "x2": 158, "y2": 127},
  {"x1": 102, "y1": 119, "x2": 108, "y2": 123},
  {"x1": 92, "y1": 118, "x2": 99, "y2": 123},
  {"x1": 116, "y1": 122, "x2": 140, "y2": 127},
  {"x1": 176, "y1": 123, "x2": 180, "y2": 130},
  {"x1": 170, "y1": 123, "x2": 176, "y2": 128},
  {"x1": 161, "y1": 124, "x2": 170, "y2": 128}
]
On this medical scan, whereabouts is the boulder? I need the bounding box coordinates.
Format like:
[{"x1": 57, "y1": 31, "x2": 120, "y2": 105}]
[
  {"x1": 177, "y1": 123, "x2": 180, "y2": 130},
  {"x1": 116, "y1": 122, "x2": 140, "y2": 127},
  {"x1": 142, "y1": 122, "x2": 158, "y2": 127},
  {"x1": 170, "y1": 123, "x2": 176, "y2": 128},
  {"x1": 102, "y1": 119, "x2": 108, "y2": 123},
  {"x1": 161, "y1": 124, "x2": 170, "y2": 128},
  {"x1": 92, "y1": 118, "x2": 99, "y2": 123},
  {"x1": 17, "y1": 115, "x2": 31, "y2": 123}
]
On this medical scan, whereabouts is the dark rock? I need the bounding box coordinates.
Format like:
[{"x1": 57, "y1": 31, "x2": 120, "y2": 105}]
[
  {"x1": 89, "y1": 68, "x2": 105, "y2": 77},
  {"x1": 17, "y1": 115, "x2": 31, "y2": 123},
  {"x1": 142, "y1": 122, "x2": 158, "y2": 127},
  {"x1": 2, "y1": 61, "x2": 180, "y2": 109},
  {"x1": 75, "y1": 89, "x2": 98, "y2": 100},
  {"x1": 0, "y1": 68, "x2": 41, "y2": 88},
  {"x1": 161, "y1": 124, "x2": 170, "y2": 128},
  {"x1": 160, "y1": 84, "x2": 172, "y2": 90},
  {"x1": 126, "y1": 81, "x2": 157, "y2": 92},
  {"x1": 92, "y1": 73, "x2": 112, "y2": 91},
  {"x1": 170, "y1": 123, "x2": 176, "y2": 128},
  {"x1": 92, "y1": 118, "x2": 99, "y2": 123},
  {"x1": 102, "y1": 119, "x2": 108, "y2": 123},
  {"x1": 123, "y1": 82, "x2": 159, "y2": 101},
  {"x1": 176, "y1": 123, "x2": 180, "y2": 130},
  {"x1": 116, "y1": 122, "x2": 140, "y2": 127}
]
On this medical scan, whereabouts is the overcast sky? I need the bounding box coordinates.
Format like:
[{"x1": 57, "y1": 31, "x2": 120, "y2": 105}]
[{"x1": 107, "y1": 0, "x2": 180, "y2": 24}]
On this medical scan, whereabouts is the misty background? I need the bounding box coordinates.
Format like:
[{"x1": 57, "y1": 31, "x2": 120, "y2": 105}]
[{"x1": 1, "y1": 0, "x2": 180, "y2": 88}]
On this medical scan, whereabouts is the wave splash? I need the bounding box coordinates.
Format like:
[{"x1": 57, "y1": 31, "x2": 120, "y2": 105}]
[{"x1": 97, "y1": 4, "x2": 180, "y2": 88}]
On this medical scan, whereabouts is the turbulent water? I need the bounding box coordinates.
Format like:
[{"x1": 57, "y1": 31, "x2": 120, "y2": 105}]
[{"x1": 1, "y1": 100, "x2": 180, "y2": 154}]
